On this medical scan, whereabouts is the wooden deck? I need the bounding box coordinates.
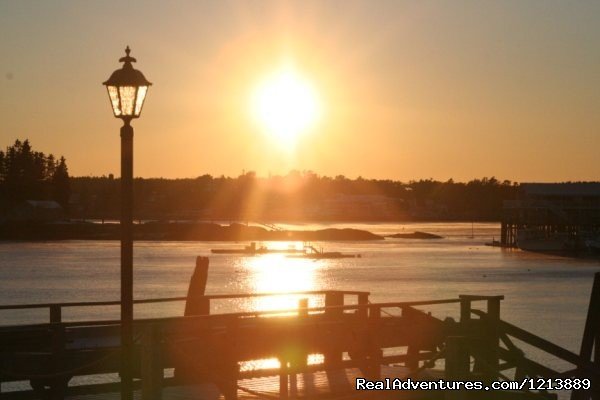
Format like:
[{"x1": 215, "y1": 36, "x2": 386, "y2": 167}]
[
  {"x1": 1, "y1": 270, "x2": 599, "y2": 400},
  {"x1": 57, "y1": 366, "x2": 441, "y2": 400}
]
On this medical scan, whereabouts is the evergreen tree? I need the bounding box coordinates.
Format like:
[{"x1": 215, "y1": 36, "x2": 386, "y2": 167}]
[
  {"x1": 0, "y1": 139, "x2": 70, "y2": 209},
  {"x1": 52, "y1": 156, "x2": 70, "y2": 209}
]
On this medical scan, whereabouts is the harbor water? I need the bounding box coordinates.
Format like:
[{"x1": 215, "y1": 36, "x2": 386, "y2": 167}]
[{"x1": 1, "y1": 222, "x2": 598, "y2": 396}]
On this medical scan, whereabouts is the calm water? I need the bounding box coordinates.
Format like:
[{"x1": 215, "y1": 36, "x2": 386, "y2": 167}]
[{"x1": 1, "y1": 222, "x2": 599, "y2": 395}]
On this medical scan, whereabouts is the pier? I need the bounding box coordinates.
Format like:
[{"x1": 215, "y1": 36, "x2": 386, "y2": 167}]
[
  {"x1": 1, "y1": 268, "x2": 599, "y2": 400},
  {"x1": 501, "y1": 183, "x2": 600, "y2": 249}
]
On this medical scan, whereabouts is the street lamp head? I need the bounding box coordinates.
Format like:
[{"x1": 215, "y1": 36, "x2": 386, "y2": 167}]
[{"x1": 103, "y1": 46, "x2": 152, "y2": 121}]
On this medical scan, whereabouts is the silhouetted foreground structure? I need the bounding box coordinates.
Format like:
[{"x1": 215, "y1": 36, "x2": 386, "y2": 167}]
[
  {"x1": 501, "y1": 183, "x2": 600, "y2": 252},
  {"x1": 1, "y1": 263, "x2": 599, "y2": 400}
]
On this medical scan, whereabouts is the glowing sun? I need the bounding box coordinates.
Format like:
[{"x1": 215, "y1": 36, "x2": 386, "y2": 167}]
[{"x1": 251, "y1": 66, "x2": 321, "y2": 148}]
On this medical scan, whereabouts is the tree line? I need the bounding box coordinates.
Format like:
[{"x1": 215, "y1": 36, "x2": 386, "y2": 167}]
[
  {"x1": 0, "y1": 139, "x2": 70, "y2": 210},
  {"x1": 70, "y1": 172, "x2": 519, "y2": 221},
  {"x1": 0, "y1": 139, "x2": 520, "y2": 221}
]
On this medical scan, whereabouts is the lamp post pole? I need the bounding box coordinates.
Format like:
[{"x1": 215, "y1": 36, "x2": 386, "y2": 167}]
[
  {"x1": 103, "y1": 46, "x2": 151, "y2": 400},
  {"x1": 120, "y1": 118, "x2": 134, "y2": 400}
]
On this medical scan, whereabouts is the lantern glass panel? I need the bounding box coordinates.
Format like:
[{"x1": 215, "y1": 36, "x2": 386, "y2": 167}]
[
  {"x1": 107, "y1": 86, "x2": 122, "y2": 117},
  {"x1": 118, "y1": 86, "x2": 138, "y2": 116},
  {"x1": 134, "y1": 86, "x2": 148, "y2": 116}
]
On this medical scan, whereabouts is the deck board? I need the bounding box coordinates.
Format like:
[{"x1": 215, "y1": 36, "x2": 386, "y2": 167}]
[{"x1": 60, "y1": 365, "x2": 443, "y2": 400}]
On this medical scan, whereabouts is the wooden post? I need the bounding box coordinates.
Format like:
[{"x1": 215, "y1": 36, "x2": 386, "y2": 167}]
[
  {"x1": 324, "y1": 292, "x2": 344, "y2": 368},
  {"x1": 48, "y1": 324, "x2": 68, "y2": 400},
  {"x1": 484, "y1": 297, "x2": 501, "y2": 382},
  {"x1": 325, "y1": 291, "x2": 344, "y2": 317},
  {"x1": 573, "y1": 272, "x2": 600, "y2": 400},
  {"x1": 50, "y1": 305, "x2": 61, "y2": 324},
  {"x1": 176, "y1": 257, "x2": 209, "y2": 382},
  {"x1": 595, "y1": 335, "x2": 600, "y2": 400},
  {"x1": 141, "y1": 325, "x2": 162, "y2": 400},
  {"x1": 290, "y1": 365, "x2": 298, "y2": 399},
  {"x1": 298, "y1": 298, "x2": 308, "y2": 317},
  {"x1": 368, "y1": 304, "x2": 382, "y2": 380},
  {"x1": 406, "y1": 346, "x2": 419, "y2": 370},
  {"x1": 460, "y1": 295, "x2": 502, "y2": 380},
  {"x1": 184, "y1": 257, "x2": 210, "y2": 316},
  {"x1": 296, "y1": 298, "x2": 308, "y2": 372},
  {"x1": 445, "y1": 336, "x2": 469, "y2": 400},
  {"x1": 279, "y1": 359, "x2": 289, "y2": 399},
  {"x1": 222, "y1": 318, "x2": 239, "y2": 400},
  {"x1": 459, "y1": 296, "x2": 472, "y2": 325},
  {"x1": 404, "y1": 307, "x2": 420, "y2": 370},
  {"x1": 357, "y1": 293, "x2": 369, "y2": 319}
]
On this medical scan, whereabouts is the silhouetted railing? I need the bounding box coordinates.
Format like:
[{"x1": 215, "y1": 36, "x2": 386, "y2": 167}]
[
  {"x1": 0, "y1": 289, "x2": 370, "y2": 324},
  {"x1": 1, "y1": 287, "x2": 597, "y2": 400}
]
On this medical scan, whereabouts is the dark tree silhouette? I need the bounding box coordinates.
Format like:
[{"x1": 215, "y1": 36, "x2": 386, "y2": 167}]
[
  {"x1": 52, "y1": 156, "x2": 70, "y2": 209},
  {"x1": 68, "y1": 172, "x2": 521, "y2": 221},
  {"x1": 0, "y1": 139, "x2": 70, "y2": 210}
]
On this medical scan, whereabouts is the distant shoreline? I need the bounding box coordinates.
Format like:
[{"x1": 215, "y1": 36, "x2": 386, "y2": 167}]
[
  {"x1": 0, "y1": 220, "x2": 501, "y2": 242},
  {"x1": 0, "y1": 221, "x2": 387, "y2": 241}
]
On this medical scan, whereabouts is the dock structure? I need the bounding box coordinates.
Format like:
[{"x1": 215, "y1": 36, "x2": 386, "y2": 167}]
[
  {"x1": 1, "y1": 272, "x2": 600, "y2": 400},
  {"x1": 501, "y1": 183, "x2": 600, "y2": 248}
]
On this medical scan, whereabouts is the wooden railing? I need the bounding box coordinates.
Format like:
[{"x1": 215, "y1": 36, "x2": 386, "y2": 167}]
[
  {"x1": 1, "y1": 287, "x2": 597, "y2": 400},
  {"x1": 0, "y1": 290, "x2": 370, "y2": 324},
  {"x1": 446, "y1": 274, "x2": 600, "y2": 400},
  {"x1": 0, "y1": 293, "x2": 472, "y2": 399}
]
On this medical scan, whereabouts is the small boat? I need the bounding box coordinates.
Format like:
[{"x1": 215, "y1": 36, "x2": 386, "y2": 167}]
[
  {"x1": 295, "y1": 252, "x2": 360, "y2": 259},
  {"x1": 211, "y1": 242, "x2": 305, "y2": 255},
  {"x1": 484, "y1": 238, "x2": 503, "y2": 247},
  {"x1": 287, "y1": 245, "x2": 360, "y2": 259}
]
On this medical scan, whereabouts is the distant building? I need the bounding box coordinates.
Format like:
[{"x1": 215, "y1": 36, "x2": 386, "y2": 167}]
[
  {"x1": 8, "y1": 200, "x2": 65, "y2": 223},
  {"x1": 501, "y1": 183, "x2": 600, "y2": 249}
]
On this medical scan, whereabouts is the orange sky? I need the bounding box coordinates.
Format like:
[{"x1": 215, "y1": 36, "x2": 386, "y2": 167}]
[{"x1": 1, "y1": 1, "x2": 599, "y2": 182}]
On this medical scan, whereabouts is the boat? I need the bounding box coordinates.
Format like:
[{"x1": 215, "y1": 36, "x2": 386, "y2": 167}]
[
  {"x1": 484, "y1": 238, "x2": 503, "y2": 247},
  {"x1": 287, "y1": 245, "x2": 360, "y2": 259},
  {"x1": 211, "y1": 242, "x2": 305, "y2": 255}
]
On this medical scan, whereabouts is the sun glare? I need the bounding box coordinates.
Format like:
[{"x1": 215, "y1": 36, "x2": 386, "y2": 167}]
[
  {"x1": 245, "y1": 253, "x2": 318, "y2": 312},
  {"x1": 251, "y1": 66, "x2": 321, "y2": 148}
]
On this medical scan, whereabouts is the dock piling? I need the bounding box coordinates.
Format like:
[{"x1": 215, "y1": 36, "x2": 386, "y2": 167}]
[
  {"x1": 141, "y1": 324, "x2": 162, "y2": 400},
  {"x1": 184, "y1": 257, "x2": 210, "y2": 316},
  {"x1": 445, "y1": 336, "x2": 469, "y2": 400}
]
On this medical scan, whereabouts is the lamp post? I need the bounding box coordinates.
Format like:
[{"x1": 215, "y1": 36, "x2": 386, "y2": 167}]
[{"x1": 103, "y1": 46, "x2": 151, "y2": 400}]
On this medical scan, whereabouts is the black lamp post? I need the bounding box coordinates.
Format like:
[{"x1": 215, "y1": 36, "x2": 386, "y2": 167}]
[{"x1": 103, "y1": 46, "x2": 151, "y2": 400}]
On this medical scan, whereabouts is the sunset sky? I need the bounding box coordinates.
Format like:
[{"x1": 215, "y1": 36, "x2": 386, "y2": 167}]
[{"x1": 1, "y1": 1, "x2": 599, "y2": 182}]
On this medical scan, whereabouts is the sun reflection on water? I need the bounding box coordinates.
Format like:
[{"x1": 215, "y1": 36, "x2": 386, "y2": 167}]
[
  {"x1": 239, "y1": 353, "x2": 325, "y2": 372},
  {"x1": 245, "y1": 252, "x2": 320, "y2": 312},
  {"x1": 238, "y1": 248, "x2": 325, "y2": 372}
]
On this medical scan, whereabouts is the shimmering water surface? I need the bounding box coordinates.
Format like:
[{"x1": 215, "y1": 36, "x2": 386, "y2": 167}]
[{"x1": 1, "y1": 222, "x2": 598, "y2": 396}]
